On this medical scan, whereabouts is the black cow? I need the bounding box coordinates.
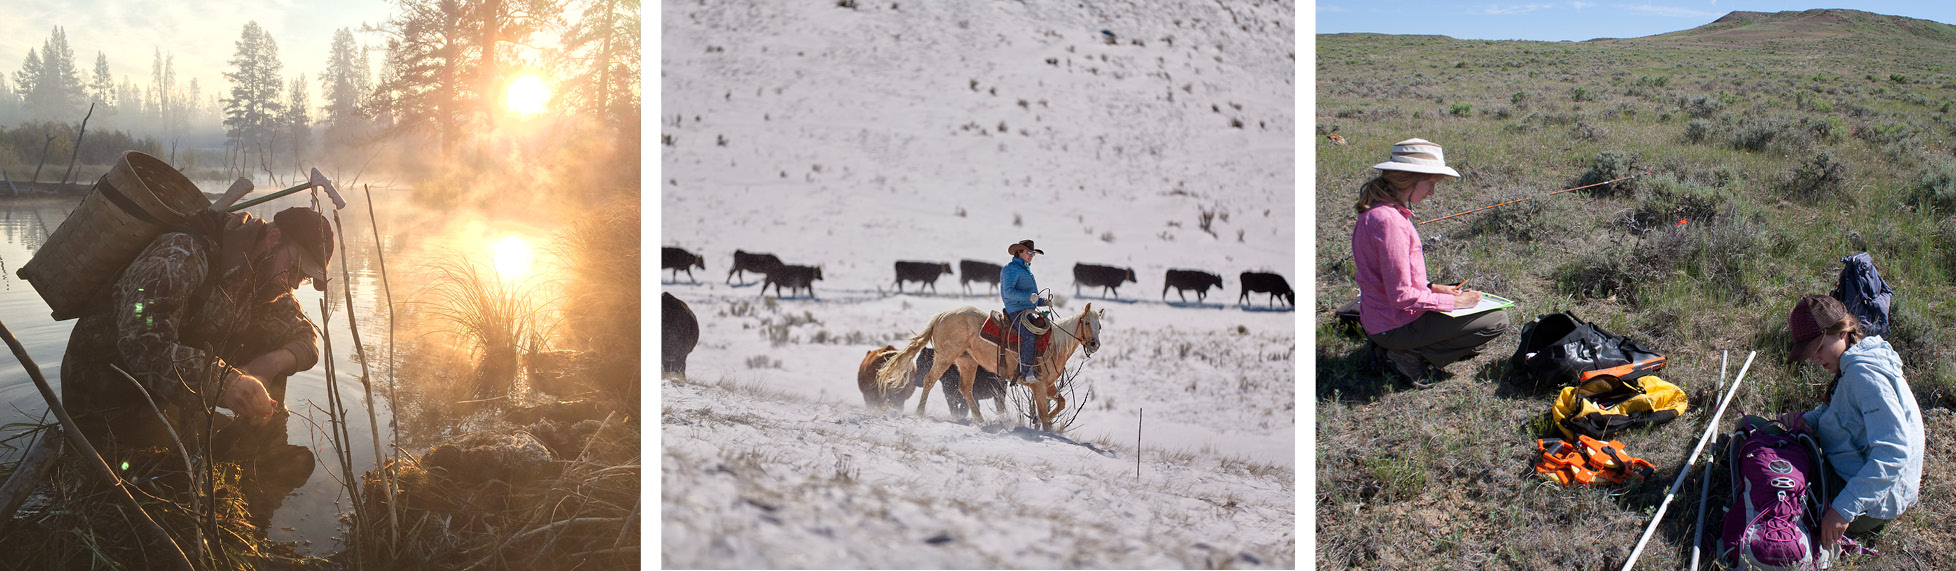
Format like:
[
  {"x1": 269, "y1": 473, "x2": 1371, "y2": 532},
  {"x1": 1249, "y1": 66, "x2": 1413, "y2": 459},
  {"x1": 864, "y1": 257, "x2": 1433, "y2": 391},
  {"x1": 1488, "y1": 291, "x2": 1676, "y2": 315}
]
[
  {"x1": 727, "y1": 250, "x2": 783, "y2": 284},
  {"x1": 959, "y1": 260, "x2": 1003, "y2": 295},
  {"x1": 915, "y1": 347, "x2": 1006, "y2": 421},
  {"x1": 893, "y1": 261, "x2": 954, "y2": 294},
  {"x1": 762, "y1": 264, "x2": 823, "y2": 298},
  {"x1": 661, "y1": 247, "x2": 705, "y2": 282},
  {"x1": 661, "y1": 293, "x2": 699, "y2": 377},
  {"x1": 1073, "y1": 263, "x2": 1138, "y2": 298},
  {"x1": 1162, "y1": 269, "x2": 1224, "y2": 303},
  {"x1": 1239, "y1": 271, "x2": 1295, "y2": 307}
]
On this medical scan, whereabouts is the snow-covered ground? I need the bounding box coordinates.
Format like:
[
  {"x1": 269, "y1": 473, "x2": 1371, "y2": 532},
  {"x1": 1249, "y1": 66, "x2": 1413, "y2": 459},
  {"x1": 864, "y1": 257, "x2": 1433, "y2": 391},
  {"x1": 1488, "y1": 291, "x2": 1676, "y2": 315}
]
[{"x1": 660, "y1": 0, "x2": 1295, "y2": 566}]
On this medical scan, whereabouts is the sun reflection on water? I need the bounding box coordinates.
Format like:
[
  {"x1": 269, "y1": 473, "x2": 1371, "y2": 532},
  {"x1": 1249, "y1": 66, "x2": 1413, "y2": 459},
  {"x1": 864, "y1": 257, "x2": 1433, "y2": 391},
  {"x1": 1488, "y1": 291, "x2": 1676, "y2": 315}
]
[{"x1": 489, "y1": 235, "x2": 535, "y2": 282}]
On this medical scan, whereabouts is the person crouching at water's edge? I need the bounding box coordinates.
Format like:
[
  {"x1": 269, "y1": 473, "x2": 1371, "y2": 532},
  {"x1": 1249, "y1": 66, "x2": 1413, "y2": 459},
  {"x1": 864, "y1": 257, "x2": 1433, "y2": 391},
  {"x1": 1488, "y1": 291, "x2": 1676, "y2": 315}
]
[{"x1": 61, "y1": 206, "x2": 335, "y2": 453}]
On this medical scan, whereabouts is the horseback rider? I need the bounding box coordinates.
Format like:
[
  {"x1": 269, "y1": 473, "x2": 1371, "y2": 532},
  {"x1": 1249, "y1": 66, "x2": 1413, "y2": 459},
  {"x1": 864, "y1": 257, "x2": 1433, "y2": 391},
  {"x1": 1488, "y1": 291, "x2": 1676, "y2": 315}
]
[{"x1": 1001, "y1": 239, "x2": 1052, "y2": 383}]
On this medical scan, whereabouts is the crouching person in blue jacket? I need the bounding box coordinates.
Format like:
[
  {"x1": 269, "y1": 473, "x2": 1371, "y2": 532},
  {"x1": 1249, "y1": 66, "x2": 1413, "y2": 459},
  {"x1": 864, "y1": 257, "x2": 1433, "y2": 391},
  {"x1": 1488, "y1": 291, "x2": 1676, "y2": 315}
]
[
  {"x1": 1777, "y1": 294, "x2": 1924, "y2": 548},
  {"x1": 1000, "y1": 239, "x2": 1050, "y2": 383}
]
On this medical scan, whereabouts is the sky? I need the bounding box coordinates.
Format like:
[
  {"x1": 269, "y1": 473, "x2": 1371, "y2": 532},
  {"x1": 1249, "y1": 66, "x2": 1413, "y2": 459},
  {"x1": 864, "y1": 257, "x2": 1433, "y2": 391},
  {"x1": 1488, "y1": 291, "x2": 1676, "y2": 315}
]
[
  {"x1": 0, "y1": 0, "x2": 397, "y2": 108},
  {"x1": 1315, "y1": 1, "x2": 1956, "y2": 41}
]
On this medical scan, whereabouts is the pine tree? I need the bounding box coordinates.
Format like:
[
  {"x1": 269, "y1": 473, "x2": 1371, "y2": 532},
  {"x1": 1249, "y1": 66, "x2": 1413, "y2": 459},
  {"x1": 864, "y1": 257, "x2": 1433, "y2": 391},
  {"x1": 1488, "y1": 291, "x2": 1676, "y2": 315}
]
[
  {"x1": 24, "y1": 27, "x2": 86, "y2": 120},
  {"x1": 150, "y1": 49, "x2": 167, "y2": 132},
  {"x1": 224, "y1": 21, "x2": 286, "y2": 166},
  {"x1": 0, "y1": 75, "x2": 17, "y2": 125},
  {"x1": 370, "y1": 0, "x2": 561, "y2": 151},
  {"x1": 12, "y1": 49, "x2": 41, "y2": 118},
  {"x1": 186, "y1": 78, "x2": 200, "y2": 131},
  {"x1": 91, "y1": 52, "x2": 116, "y2": 112},
  {"x1": 116, "y1": 75, "x2": 142, "y2": 128},
  {"x1": 284, "y1": 74, "x2": 312, "y2": 174},
  {"x1": 370, "y1": 0, "x2": 475, "y2": 152},
  {"x1": 322, "y1": 28, "x2": 366, "y2": 127},
  {"x1": 555, "y1": 0, "x2": 639, "y2": 124}
]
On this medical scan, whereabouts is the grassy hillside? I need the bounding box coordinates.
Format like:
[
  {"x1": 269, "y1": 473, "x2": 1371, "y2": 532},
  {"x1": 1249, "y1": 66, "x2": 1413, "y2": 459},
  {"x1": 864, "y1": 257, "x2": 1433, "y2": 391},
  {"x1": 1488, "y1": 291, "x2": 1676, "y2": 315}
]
[{"x1": 1315, "y1": 9, "x2": 1956, "y2": 569}]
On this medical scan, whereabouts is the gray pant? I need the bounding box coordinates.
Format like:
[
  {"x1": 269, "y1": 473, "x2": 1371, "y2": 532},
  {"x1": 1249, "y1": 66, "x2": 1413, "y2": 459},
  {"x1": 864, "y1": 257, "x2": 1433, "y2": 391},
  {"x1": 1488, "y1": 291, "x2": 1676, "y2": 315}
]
[
  {"x1": 1821, "y1": 461, "x2": 1894, "y2": 534},
  {"x1": 1367, "y1": 309, "x2": 1510, "y2": 368}
]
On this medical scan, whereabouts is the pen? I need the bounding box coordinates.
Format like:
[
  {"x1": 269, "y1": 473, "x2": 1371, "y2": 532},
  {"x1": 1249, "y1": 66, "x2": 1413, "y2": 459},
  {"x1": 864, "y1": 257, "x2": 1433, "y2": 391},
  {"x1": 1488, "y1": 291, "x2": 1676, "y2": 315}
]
[{"x1": 1454, "y1": 279, "x2": 1468, "y2": 290}]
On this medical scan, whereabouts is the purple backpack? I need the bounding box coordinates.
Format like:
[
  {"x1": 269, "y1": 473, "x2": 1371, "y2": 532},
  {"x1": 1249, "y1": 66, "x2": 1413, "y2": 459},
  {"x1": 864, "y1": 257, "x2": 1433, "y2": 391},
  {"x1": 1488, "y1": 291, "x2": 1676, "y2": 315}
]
[{"x1": 1720, "y1": 421, "x2": 1828, "y2": 570}]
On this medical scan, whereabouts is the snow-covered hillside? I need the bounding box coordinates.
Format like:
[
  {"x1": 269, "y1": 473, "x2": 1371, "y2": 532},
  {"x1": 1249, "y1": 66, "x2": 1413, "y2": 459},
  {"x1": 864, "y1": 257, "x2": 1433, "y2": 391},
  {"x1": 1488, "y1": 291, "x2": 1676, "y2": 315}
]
[{"x1": 660, "y1": 0, "x2": 1296, "y2": 566}]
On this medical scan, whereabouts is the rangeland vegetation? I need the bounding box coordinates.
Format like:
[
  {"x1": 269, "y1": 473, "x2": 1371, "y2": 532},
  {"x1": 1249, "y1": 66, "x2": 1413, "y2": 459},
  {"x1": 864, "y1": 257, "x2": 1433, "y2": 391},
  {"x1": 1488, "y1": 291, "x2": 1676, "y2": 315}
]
[{"x1": 1317, "y1": 9, "x2": 1956, "y2": 569}]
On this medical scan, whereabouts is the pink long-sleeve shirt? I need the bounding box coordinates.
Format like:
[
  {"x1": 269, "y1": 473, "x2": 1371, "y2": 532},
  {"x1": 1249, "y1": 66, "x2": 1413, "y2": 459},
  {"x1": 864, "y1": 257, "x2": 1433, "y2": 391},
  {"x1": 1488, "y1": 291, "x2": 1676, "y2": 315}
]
[{"x1": 1352, "y1": 203, "x2": 1454, "y2": 335}]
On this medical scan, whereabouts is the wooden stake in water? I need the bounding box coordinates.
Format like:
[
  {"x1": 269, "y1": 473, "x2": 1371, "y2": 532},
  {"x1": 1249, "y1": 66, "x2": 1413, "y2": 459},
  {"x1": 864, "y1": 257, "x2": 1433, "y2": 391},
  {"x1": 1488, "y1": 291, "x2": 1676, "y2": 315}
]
[
  {"x1": 319, "y1": 295, "x2": 367, "y2": 569},
  {"x1": 331, "y1": 201, "x2": 400, "y2": 550},
  {"x1": 362, "y1": 185, "x2": 400, "y2": 450}
]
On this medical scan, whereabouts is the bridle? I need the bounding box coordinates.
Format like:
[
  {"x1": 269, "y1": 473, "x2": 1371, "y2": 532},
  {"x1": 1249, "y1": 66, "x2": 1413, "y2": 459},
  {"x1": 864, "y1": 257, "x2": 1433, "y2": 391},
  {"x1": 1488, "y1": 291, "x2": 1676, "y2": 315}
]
[{"x1": 1049, "y1": 308, "x2": 1100, "y2": 358}]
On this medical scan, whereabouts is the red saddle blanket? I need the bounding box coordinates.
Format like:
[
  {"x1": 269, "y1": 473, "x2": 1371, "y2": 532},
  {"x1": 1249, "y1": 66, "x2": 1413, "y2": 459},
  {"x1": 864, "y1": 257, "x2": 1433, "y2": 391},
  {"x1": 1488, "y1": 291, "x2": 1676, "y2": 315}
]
[{"x1": 981, "y1": 314, "x2": 1051, "y2": 354}]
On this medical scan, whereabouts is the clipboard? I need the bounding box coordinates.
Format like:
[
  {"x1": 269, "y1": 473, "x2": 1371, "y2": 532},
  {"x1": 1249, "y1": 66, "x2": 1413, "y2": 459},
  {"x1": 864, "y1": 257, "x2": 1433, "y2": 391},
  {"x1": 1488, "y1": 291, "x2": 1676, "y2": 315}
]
[{"x1": 1441, "y1": 292, "x2": 1515, "y2": 318}]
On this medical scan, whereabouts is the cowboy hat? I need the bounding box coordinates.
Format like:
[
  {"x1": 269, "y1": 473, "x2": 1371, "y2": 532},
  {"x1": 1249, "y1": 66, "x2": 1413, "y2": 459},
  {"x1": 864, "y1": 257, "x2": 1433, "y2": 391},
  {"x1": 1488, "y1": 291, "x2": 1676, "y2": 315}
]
[{"x1": 1007, "y1": 239, "x2": 1045, "y2": 256}]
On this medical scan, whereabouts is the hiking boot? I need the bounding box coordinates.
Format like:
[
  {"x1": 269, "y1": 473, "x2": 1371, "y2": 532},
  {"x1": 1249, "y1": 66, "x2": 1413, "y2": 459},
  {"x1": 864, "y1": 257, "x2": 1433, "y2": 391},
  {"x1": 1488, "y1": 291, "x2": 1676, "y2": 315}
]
[{"x1": 1383, "y1": 349, "x2": 1431, "y2": 387}]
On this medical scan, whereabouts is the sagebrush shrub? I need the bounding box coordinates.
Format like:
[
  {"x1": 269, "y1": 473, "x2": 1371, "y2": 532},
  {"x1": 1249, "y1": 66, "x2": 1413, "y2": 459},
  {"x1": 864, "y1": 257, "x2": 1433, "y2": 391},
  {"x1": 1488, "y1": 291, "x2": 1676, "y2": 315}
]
[
  {"x1": 1577, "y1": 150, "x2": 1640, "y2": 197},
  {"x1": 1906, "y1": 160, "x2": 1956, "y2": 215},
  {"x1": 1684, "y1": 119, "x2": 1711, "y2": 143},
  {"x1": 1783, "y1": 151, "x2": 1851, "y2": 202}
]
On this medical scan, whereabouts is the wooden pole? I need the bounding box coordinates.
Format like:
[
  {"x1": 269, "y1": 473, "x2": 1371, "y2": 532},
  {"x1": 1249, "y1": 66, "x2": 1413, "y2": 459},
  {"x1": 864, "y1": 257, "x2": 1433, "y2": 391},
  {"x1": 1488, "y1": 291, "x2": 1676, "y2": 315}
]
[
  {"x1": 330, "y1": 202, "x2": 399, "y2": 550},
  {"x1": 31, "y1": 131, "x2": 55, "y2": 182},
  {"x1": 1135, "y1": 408, "x2": 1143, "y2": 479},
  {"x1": 60, "y1": 102, "x2": 96, "y2": 186}
]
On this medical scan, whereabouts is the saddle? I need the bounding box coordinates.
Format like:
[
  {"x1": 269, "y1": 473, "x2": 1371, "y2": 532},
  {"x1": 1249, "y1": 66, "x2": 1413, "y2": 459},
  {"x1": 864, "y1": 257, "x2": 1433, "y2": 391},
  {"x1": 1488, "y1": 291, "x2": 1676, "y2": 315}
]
[{"x1": 981, "y1": 311, "x2": 1051, "y2": 355}]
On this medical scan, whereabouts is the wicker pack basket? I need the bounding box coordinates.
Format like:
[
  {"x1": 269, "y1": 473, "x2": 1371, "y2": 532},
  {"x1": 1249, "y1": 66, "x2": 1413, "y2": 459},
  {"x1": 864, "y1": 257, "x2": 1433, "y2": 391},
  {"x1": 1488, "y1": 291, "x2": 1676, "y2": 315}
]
[{"x1": 17, "y1": 151, "x2": 212, "y2": 321}]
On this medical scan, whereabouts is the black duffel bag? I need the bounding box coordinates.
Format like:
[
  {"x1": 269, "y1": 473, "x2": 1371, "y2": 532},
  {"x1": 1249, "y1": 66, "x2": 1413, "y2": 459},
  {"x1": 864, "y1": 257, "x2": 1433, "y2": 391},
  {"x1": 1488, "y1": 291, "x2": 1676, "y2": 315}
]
[{"x1": 1509, "y1": 312, "x2": 1665, "y2": 387}]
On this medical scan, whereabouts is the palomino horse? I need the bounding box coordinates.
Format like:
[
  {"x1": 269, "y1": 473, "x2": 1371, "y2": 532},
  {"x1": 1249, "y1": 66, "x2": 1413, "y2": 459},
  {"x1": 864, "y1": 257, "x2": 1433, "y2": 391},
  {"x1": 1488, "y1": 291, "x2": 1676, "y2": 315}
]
[{"x1": 875, "y1": 304, "x2": 1104, "y2": 432}]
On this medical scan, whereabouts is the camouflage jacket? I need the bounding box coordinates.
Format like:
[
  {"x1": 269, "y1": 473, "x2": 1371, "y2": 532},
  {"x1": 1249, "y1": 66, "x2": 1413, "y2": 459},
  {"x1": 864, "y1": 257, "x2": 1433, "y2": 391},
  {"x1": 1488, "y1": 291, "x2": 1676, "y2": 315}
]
[{"x1": 61, "y1": 212, "x2": 319, "y2": 416}]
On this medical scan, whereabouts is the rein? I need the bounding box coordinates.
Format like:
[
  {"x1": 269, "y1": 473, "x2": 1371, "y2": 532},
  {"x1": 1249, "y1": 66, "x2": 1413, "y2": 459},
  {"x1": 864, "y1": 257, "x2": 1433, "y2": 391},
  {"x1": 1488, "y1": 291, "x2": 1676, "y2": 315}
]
[{"x1": 1046, "y1": 309, "x2": 1099, "y2": 359}]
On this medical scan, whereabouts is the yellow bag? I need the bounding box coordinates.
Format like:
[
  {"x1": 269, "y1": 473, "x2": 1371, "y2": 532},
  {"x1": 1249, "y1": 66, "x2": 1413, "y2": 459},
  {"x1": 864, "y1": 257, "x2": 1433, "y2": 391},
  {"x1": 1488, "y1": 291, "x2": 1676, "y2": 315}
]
[{"x1": 1549, "y1": 374, "x2": 1688, "y2": 442}]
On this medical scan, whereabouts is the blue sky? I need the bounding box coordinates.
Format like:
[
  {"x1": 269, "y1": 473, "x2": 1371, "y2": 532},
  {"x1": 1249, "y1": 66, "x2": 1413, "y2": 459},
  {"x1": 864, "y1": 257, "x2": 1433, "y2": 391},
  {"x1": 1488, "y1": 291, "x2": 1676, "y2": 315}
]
[
  {"x1": 1, "y1": 1, "x2": 396, "y2": 104},
  {"x1": 1315, "y1": 1, "x2": 1956, "y2": 41}
]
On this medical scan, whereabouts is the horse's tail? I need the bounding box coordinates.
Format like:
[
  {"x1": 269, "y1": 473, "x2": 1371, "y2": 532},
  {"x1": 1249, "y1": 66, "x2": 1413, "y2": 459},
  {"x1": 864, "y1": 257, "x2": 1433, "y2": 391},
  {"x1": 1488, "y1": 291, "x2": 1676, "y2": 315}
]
[{"x1": 875, "y1": 311, "x2": 944, "y2": 393}]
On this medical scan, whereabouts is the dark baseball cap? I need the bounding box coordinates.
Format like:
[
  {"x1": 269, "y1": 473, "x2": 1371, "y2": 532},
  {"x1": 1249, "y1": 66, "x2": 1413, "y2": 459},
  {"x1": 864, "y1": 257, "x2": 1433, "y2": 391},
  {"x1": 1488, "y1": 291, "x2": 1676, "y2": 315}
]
[
  {"x1": 1787, "y1": 295, "x2": 1849, "y2": 363},
  {"x1": 273, "y1": 207, "x2": 334, "y2": 291}
]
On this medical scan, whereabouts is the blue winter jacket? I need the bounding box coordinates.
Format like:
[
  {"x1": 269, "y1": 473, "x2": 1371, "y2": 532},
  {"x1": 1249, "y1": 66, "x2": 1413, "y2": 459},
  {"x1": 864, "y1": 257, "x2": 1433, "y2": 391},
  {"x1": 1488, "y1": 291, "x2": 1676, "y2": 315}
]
[
  {"x1": 1800, "y1": 336, "x2": 1924, "y2": 521},
  {"x1": 1001, "y1": 257, "x2": 1044, "y2": 314}
]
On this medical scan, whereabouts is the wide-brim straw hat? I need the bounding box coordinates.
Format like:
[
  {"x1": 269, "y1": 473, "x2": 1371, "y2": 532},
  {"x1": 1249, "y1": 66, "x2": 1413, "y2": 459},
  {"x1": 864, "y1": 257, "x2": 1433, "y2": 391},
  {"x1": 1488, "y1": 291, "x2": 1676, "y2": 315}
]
[
  {"x1": 1372, "y1": 138, "x2": 1461, "y2": 178},
  {"x1": 1007, "y1": 239, "x2": 1045, "y2": 257}
]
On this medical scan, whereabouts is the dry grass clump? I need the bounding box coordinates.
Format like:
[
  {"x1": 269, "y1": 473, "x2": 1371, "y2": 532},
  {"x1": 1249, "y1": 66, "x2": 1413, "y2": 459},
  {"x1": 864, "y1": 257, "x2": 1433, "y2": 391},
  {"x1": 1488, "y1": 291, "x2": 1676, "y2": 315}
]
[
  {"x1": 420, "y1": 258, "x2": 549, "y2": 399},
  {"x1": 552, "y1": 197, "x2": 640, "y2": 405},
  {"x1": 0, "y1": 436, "x2": 322, "y2": 570},
  {"x1": 349, "y1": 411, "x2": 639, "y2": 570}
]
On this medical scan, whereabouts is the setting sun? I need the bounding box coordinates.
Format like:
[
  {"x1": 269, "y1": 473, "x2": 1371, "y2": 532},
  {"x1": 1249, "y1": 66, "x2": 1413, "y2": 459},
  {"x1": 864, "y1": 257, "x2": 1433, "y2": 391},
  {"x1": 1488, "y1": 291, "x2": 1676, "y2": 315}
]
[
  {"x1": 505, "y1": 74, "x2": 551, "y2": 114},
  {"x1": 489, "y1": 235, "x2": 535, "y2": 280}
]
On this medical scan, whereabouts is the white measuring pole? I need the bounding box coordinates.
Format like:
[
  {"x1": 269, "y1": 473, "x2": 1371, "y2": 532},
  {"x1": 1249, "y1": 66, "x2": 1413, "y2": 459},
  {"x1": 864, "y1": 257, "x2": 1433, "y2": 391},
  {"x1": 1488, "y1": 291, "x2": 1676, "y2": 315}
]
[
  {"x1": 1621, "y1": 351, "x2": 1756, "y2": 571},
  {"x1": 1688, "y1": 349, "x2": 1731, "y2": 570}
]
